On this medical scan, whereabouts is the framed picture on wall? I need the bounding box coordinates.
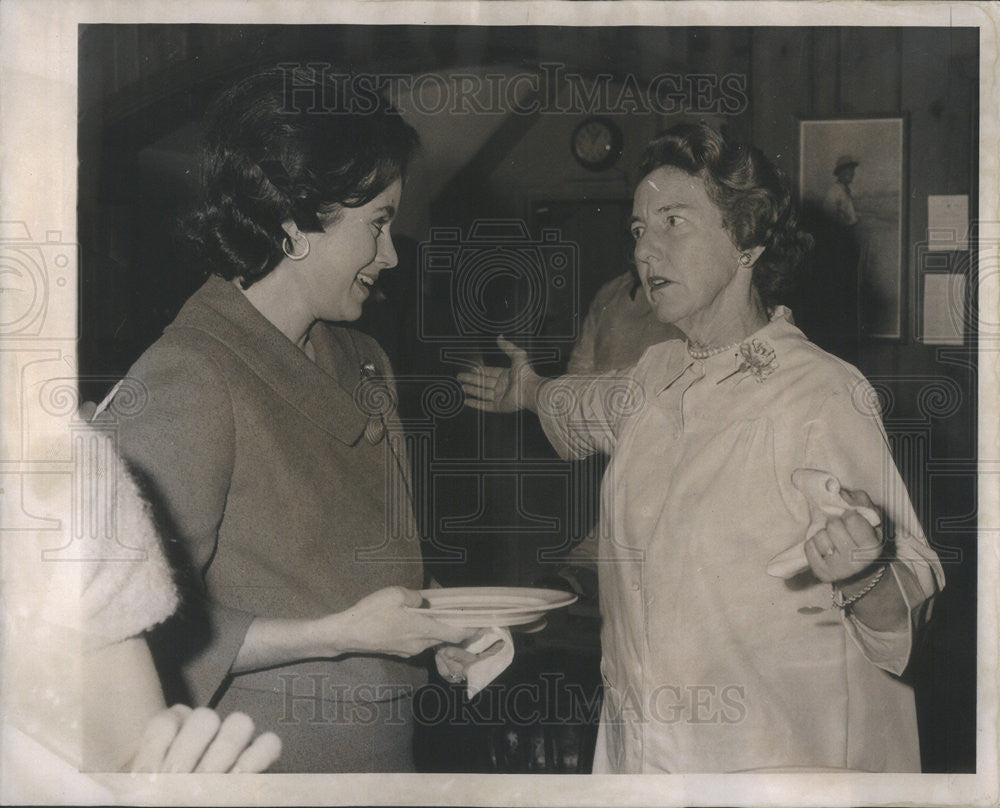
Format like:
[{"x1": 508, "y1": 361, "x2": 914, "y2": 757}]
[{"x1": 798, "y1": 117, "x2": 907, "y2": 341}]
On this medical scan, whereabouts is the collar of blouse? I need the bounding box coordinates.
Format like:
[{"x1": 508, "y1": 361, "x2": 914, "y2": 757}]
[{"x1": 658, "y1": 306, "x2": 793, "y2": 395}]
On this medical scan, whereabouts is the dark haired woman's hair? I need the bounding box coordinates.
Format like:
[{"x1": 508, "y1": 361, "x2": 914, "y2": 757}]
[
  {"x1": 635, "y1": 123, "x2": 813, "y2": 311},
  {"x1": 180, "y1": 67, "x2": 419, "y2": 286}
]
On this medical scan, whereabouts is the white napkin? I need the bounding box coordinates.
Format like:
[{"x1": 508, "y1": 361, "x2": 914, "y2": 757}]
[
  {"x1": 766, "y1": 468, "x2": 881, "y2": 578},
  {"x1": 463, "y1": 627, "x2": 514, "y2": 698}
]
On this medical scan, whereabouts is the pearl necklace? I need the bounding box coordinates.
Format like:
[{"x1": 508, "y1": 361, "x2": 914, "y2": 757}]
[{"x1": 686, "y1": 339, "x2": 743, "y2": 360}]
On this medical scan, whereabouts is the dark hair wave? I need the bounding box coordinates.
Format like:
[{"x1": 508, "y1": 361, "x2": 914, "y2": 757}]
[{"x1": 180, "y1": 67, "x2": 419, "y2": 287}]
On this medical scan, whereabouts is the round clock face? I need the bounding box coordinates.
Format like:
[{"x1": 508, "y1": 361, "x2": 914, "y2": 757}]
[{"x1": 571, "y1": 117, "x2": 623, "y2": 171}]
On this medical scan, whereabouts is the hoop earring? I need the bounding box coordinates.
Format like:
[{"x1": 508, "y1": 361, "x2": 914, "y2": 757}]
[
  {"x1": 283, "y1": 234, "x2": 310, "y2": 261},
  {"x1": 739, "y1": 252, "x2": 753, "y2": 267}
]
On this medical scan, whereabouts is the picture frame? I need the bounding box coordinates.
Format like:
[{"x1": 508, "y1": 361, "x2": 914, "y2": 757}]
[{"x1": 798, "y1": 116, "x2": 907, "y2": 341}]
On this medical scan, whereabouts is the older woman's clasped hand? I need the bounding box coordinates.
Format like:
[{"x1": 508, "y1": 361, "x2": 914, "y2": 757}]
[{"x1": 803, "y1": 488, "x2": 884, "y2": 584}]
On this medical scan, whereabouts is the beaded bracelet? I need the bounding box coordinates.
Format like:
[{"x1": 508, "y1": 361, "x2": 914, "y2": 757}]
[{"x1": 832, "y1": 564, "x2": 888, "y2": 609}]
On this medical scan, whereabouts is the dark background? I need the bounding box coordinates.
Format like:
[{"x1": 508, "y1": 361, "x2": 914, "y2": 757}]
[{"x1": 78, "y1": 24, "x2": 978, "y2": 773}]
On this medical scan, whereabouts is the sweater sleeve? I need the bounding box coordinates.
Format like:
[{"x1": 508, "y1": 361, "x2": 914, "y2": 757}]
[
  {"x1": 803, "y1": 380, "x2": 945, "y2": 676},
  {"x1": 80, "y1": 445, "x2": 180, "y2": 649},
  {"x1": 111, "y1": 333, "x2": 254, "y2": 705}
]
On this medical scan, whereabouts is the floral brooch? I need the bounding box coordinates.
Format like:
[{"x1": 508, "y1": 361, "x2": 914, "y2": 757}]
[{"x1": 717, "y1": 338, "x2": 778, "y2": 385}]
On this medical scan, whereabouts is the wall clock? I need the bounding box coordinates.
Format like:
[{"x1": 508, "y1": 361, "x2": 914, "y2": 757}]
[{"x1": 570, "y1": 116, "x2": 624, "y2": 171}]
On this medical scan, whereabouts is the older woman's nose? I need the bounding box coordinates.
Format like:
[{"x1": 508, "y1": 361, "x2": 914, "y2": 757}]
[{"x1": 633, "y1": 232, "x2": 655, "y2": 266}]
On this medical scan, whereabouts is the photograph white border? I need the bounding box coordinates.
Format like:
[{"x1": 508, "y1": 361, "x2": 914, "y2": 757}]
[{"x1": 1, "y1": 2, "x2": 997, "y2": 806}]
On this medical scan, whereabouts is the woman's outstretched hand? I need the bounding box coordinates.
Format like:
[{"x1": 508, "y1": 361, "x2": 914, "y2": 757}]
[
  {"x1": 458, "y1": 336, "x2": 543, "y2": 414},
  {"x1": 804, "y1": 487, "x2": 884, "y2": 583}
]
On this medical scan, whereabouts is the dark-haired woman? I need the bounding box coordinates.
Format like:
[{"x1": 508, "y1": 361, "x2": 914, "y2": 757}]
[
  {"x1": 461, "y1": 124, "x2": 943, "y2": 773},
  {"x1": 108, "y1": 68, "x2": 474, "y2": 772}
]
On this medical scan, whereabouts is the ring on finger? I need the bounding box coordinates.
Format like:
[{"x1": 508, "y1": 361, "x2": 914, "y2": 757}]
[{"x1": 813, "y1": 536, "x2": 836, "y2": 558}]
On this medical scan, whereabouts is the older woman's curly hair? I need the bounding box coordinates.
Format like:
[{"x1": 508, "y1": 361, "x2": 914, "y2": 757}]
[
  {"x1": 181, "y1": 67, "x2": 419, "y2": 287},
  {"x1": 635, "y1": 123, "x2": 813, "y2": 311}
]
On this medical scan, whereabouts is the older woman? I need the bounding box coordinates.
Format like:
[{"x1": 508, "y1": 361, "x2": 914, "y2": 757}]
[
  {"x1": 107, "y1": 68, "x2": 474, "y2": 773},
  {"x1": 461, "y1": 124, "x2": 943, "y2": 773}
]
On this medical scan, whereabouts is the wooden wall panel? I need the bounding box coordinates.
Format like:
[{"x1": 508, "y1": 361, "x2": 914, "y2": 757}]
[
  {"x1": 809, "y1": 27, "x2": 841, "y2": 118},
  {"x1": 901, "y1": 26, "x2": 957, "y2": 347},
  {"x1": 750, "y1": 28, "x2": 814, "y2": 176},
  {"x1": 840, "y1": 27, "x2": 901, "y2": 115}
]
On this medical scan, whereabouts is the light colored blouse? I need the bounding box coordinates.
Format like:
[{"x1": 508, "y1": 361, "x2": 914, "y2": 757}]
[{"x1": 537, "y1": 308, "x2": 944, "y2": 773}]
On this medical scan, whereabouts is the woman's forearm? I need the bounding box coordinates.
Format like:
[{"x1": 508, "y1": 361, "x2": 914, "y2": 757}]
[
  {"x1": 231, "y1": 612, "x2": 366, "y2": 673},
  {"x1": 231, "y1": 616, "x2": 333, "y2": 674},
  {"x1": 229, "y1": 588, "x2": 474, "y2": 675},
  {"x1": 83, "y1": 636, "x2": 167, "y2": 770},
  {"x1": 839, "y1": 565, "x2": 908, "y2": 632},
  {"x1": 523, "y1": 373, "x2": 544, "y2": 413}
]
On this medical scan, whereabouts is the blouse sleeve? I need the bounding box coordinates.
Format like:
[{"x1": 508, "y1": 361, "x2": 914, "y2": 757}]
[
  {"x1": 112, "y1": 335, "x2": 254, "y2": 705},
  {"x1": 536, "y1": 368, "x2": 641, "y2": 460},
  {"x1": 803, "y1": 380, "x2": 945, "y2": 676}
]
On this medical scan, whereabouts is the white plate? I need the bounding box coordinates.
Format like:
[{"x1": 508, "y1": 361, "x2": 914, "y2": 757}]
[{"x1": 406, "y1": 587, "x2": 577, "y2": 628}]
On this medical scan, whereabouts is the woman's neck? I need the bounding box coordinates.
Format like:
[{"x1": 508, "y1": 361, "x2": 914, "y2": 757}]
[
  {"x1": 234, "y1": 270, "x2": 315, "y2": 349},
  {"x1": 681, "y1": 290, "x2": 769, "y2": 351}
]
